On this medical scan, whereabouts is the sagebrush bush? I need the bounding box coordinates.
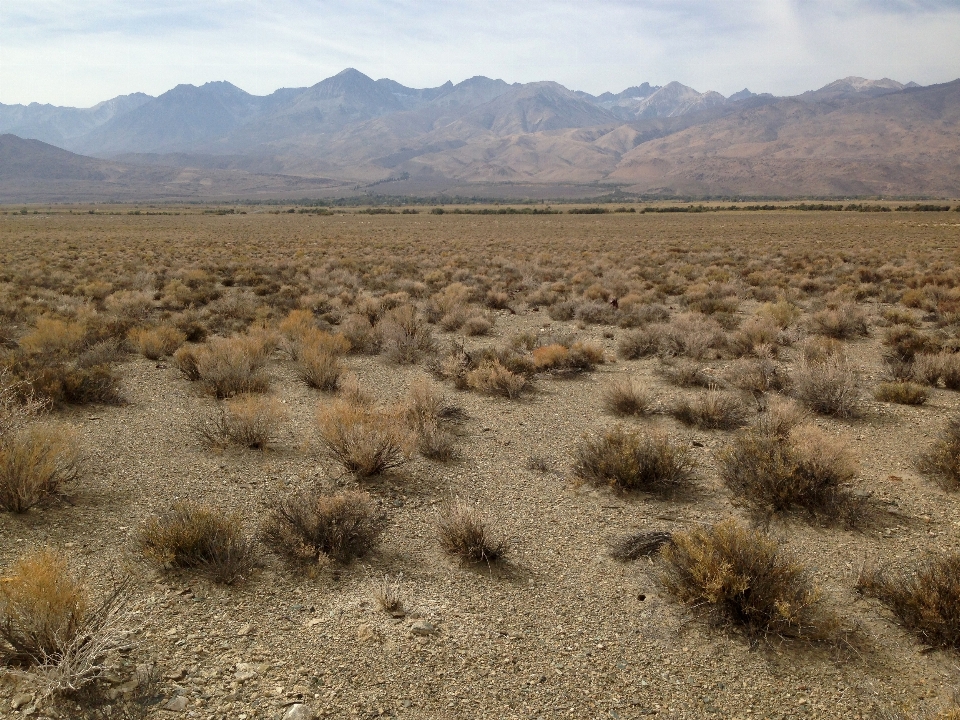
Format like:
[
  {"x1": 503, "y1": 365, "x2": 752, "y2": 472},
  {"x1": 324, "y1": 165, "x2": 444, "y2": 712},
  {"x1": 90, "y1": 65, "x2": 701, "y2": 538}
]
[
  {"x1": 198, "y1": 394, "x2": 286, "y2": 449},
  {"x1": 719, "y1": 423, "x2": 859, "y2": 520},
  {"x1": 918, "y1": 417, "x2": 960, "y2": 489},
  {"x1": 658, "y1": 519, "x2": 837, "y2": 640},
  {"x1": 436, "y1": 500, "x2": 508, "y2": 564},
  {"x1": 672, "y1": 390, "x2": 751, "y2": 430},
  {"x1": 465, "y1": 360, "x2": 531, "y2": 398},
  {"x1": 380, "y1": 305, "x2": 435, "y2": 364},
  {"x1": 0, "y1": 424, "x2": 80, "y2": 512},
  {"x1": 601, "y1": 378, "x2": 653, "y2": 417},
  {"x1": 572, "y1": 427, "x2": 694, "y2": 493},
  {"x1": 128, "y1": 325, "x2": 186, "y2": 360},
  {"x1": 402, "y1": 380, "x2": 463, "y2": 461},
  {"x1": 657, "y1": 359, "x2": 713, "y2": 388},
  {"x1": 608, "y1": 530, "x2": 673, "y2": 561},
  {"x1": 296, "y1": 342, "x2": 343, "y2": 391},
  {"x1": 263, "y1": 489, "x2": 385, "y2": 564},
  {"x1": 316, "y1": 400, "x2": 412, "y2": 477},
  {"x1": 791, "y1": 356, "x2": 862, "y2": 418},
  {"x1": 137, "y1": 501, "x2": 255, "y2": 584},
  {"x1": 193, "y1": 335, "x2": 271, "y2": 398},
  {"x1": 858, "y1": 554, "x2": 960, "y2": 650},
  {"x1": 809, "y1": 302, "x2": 868, "y2": 339},
  {"x1": 874, "y1": 381, "x2": 929, "y2": 405}
]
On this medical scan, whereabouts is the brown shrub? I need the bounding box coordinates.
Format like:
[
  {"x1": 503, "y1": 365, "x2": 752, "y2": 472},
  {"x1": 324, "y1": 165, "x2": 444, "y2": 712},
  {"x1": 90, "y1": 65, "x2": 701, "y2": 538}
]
[
  {"x1": 672, "y1": 390, "x2": 751, "y2": 430},
  {"x1": 719, "y1": 424, "x2": 860, "y2": 520},
  {"x1": 618, "y1": 327, "x2": 660, "y2": 359},
  {"x1": 658, "y1": 359, "x2": 714, "y2": 388},
  {"x1": 462, "y1": 315, "x2": 493, "y2": 336},
  {"x1": 172, "y1": 345, "x2": 201, "y2": 381},
  {"x1": 296, "y1": 343, "x2": 343, "y2": 392},
  {"x1": 436, "y1": 500, "x2": 508, "y2": 564},
  {"x1": 262, "y1": 489, "x2": 385, "y2": 564},
  {"x1": 401, "y1": 380, "x2": 464, "y2": 461},
  {"x1": 791, "y1": 356, "x2": 862, "y2": 418},
  {"x1": 883, "y1": 325, "x2": 941, "y2": 363},
  {"x1": 137, "y1": 501, "x2": 255, "y2": 584},
  {"x1": 723, "y1": 355, "x2": 789, "y2": 394},
  {"x1": 572, "y1": 426, "x2": 694, "y2": 494},
  {"x1": 918, "y1": 417, "x2": 960, "y2": 489},
  {"x1": 380, "y1": 305, "x2": 435, "y2": 364},
  {"x1": 316, "y1": 401, "x2": 412, "y2": 477},
  {"x1": 808, "y1": 302, "x2": 869, "y2": 339},
  {"x1": 128, "y1": 325, "x2": 186, "y2": 360},
  {"x1": 18, "y1": 318, "x2": 86, "y2": 357},
  {"x1": 601, "y1": 378, "x2": 653, "y2": 417},
  {"x1": 194, "y1": 335, "x2": 271, "y2": 398},
  {"x1": 658, "y1": 519, "x2": 836, "y2": 640},
  {"x1": 874, "y1": 381, "x2": 929, "y2": 406},
  {"x1": 0, "y1": 424, "x2": 79, "y2": 512},
  {"x1": 857, "y1": 554, "x2": 960, "y2": 650},
  {"x1": 198, "y1": 394, "x2": 286, "y2": 450},
  {"x1": 340, "y1": 314, "x2": 381, "y2": 354},
  {"x1": 465, "y1": 360, "x2": 531, "y2": 398}
]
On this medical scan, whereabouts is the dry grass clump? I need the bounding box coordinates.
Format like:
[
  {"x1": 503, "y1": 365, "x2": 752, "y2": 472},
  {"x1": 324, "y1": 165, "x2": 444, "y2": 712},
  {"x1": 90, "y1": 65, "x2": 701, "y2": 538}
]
[
  {"x1": 401, "y1": 380, "x2": 464, "y2": 461},
  {"x1": 808, "y1": 302, "x2": 869, "y2": 339},
  {"x1": 0, "y1": 424, "x2": 80, "y2": 512},
  {"x1": 719, "y1": 423, "x2": 860, "y2": 521},
  {"x1": 380, "y1": 305, "x2": 436, "y2": 364},
  {"x1": 857, "y1": 554, "x2": 960, "y2": 650},
  {"x1": 608, "y1": 530, "x2": 673, "y2": 561},
  {"x1": 791, "y1": 356, "x2": 862, "y2": 418},
  {"x1": 262, "y1": 489, "x2": 385, "y2": 564},
  {"x1": 618, "y1": 326, "x2": 660, "y2": 359},
  {"x1": 531, "y1": 341, "x2": 604, "y2": 373},
  {"x1": 723, "y1": 354, "x2": 789, "y2": 394},
  {"x1": 296, "y1": 341, "x2": 344, "y2": 391},
  {"x1": 181, "y1": 334, "x2": 273, "y2": 398},
  {"x1": 0, "y1": 549, "x2": 129, "y2": 696},
  {"x1": 127, "y1": 325, "x2": 186, "y2": 360},
  {"x1": 436, "y1": 500, "x2": 509, "y2": 565},
  {"x1": 464, "y1": 360, "x2": 531, "y2": 398},
  {"x1": 914, "y1": 352, "x2": 960, "y2": 390},
  {"x1": 340, "y1": 314, "x2": 381, "y2": 354},
  {"x1": 198, "y1": 394, "x2": 286, "y2": 449},
  {"x1": 572, "y1": 426, "x2": 694, "y2": 494},
  {"x1": 137, "y1": 501, "x2": 255, "y2": 584},
  {"x1": 375, "y1": 573, "x2": 405, "y2": 616},
  {"x1": 316, "y1": 400, "x2": 412, "y2": 477},
  {"x1": 657, "y1": 358, "x2": 714, "y2": 388},
  {"x1": 618, "y1": 314, "x2": 727, "y2": 361},
  {"x1": 672, "y1": 390, "x2": 752, "y2": 430},
  {"x1": 918, "y1": 417, "x2": 960, "y2": 489},
  {"x1": 601, "y1": 378, "x2": 654, "y2": 417},
  {"x1": 658, "y1": 519, "x2": 837, "y2": 641},
  {"x1": 874, "y1": 381, "x2": 929, "y2": 406}
]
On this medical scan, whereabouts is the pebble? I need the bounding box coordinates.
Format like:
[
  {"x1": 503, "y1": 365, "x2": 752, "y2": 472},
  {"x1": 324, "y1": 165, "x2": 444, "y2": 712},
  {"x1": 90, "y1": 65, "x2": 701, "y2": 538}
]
[
  {"x1": 410, "y1": 620, "x2": 438, "y2": 636},
  {"x1": 283, "y1": 704, "x2": 317, "y2": 720},
  {"x1": 11, "y1": 693, "x2": 33, "y2": 710},
  {"x1": 163, "y1": 695, "x2": 189, "y2": 712}
]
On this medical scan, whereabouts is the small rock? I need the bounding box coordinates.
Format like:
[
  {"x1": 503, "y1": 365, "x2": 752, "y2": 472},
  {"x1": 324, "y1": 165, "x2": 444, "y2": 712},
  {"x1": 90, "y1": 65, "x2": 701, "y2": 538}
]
[
  {"x1": 410, "y1": 620, "x2": 438, "y2": 636},
  {"x1": 237, "y1": 623, "x2": 253, "y2": 637},
  {"x1": 357, "y1": 623, "x2": 375, "y2": 641},
  {"x1": 163, "y1": 695, "x2": 188, "y2": 712},
  {"x1": 234, "y1": 661, "x2": 270, "y2": 682},
  {"x1": 165, "y1": 667, "x2": 187, "y2": 680},
  {"x1": 284, "y1": 704, "x2": 316, "y2": 720},
  {"x1": 11, "y1": 693, "x2": 33, "y2": 710}
]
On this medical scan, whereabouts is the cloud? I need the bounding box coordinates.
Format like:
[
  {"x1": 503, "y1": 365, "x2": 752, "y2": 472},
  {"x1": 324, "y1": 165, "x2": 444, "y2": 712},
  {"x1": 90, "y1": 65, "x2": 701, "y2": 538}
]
[{"x1": 1, "y1": 0, "x2": 958, "y2": 106}]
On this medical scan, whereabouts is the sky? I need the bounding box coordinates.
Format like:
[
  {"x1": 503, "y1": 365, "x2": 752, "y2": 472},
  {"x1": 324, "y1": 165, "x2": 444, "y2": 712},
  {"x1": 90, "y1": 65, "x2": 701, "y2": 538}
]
[{"x1": 2, "y1": 0, "x2": 959, "y2": 107}]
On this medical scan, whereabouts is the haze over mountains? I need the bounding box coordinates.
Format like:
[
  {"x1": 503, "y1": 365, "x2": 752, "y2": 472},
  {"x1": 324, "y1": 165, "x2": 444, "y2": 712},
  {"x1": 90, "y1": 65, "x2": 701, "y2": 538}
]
[{"x1": 1, "y1": 69, "x2": 957, "y2": 201}]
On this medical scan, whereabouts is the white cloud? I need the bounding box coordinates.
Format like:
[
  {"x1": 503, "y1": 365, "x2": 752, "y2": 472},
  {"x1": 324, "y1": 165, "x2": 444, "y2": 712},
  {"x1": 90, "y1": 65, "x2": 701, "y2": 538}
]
[{"x1": 0, "y1": 0, "x2": 958, "y2": 106}]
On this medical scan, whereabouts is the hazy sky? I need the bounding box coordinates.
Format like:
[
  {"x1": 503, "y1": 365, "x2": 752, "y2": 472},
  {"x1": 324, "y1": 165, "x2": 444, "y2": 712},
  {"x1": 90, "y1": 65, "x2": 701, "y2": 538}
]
[{"x1": 2, "y1": 0, "x2": 959, "y2": 107}]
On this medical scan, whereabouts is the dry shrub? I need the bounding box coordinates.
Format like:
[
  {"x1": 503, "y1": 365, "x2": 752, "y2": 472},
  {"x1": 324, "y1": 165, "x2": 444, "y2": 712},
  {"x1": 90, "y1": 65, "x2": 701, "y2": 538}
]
[
  {"x1": 0, "y1": 424, "x2": 79, "y2": 512},
  {"x1": 791, "y1": 356, "x2": 862, "y2": 418},
  {"x1": 127, "y1": 325, "x2": 185, "y2": 360},
  {"x1": 18, "y1": 318, "x2": 86, "y2": 356},
  {"x1": 608, "y1": 530, "x2": 672, "y2": 561},
  {"x1": 375, "y1": 574, "x2": 405, "y2": 616},
  {"x1": 658, "y1": 359, "x2": 713, "y2": 388},
  {"x1": 401, "y1": 380, "x2": 463, "y2": 461},
  {"x1": 340, "y1": 314, "x2": 381, "y2": 354},
  {"x1": 602, "y1": 378, "x2": 653, "y2": 417},
  {"x1": 572, "y1": 426, "x2": 694, "y2": 494},
  {"x1": 914, "y1": 352, "x2": 960, "y2": 389},
  {"x1": 199, "y1": 394, "x2": 286, "y2": 450},
  {"x1": 757, "y1": 300, "x2": 801, "y2": 329},
  {"x1": 465, "y1": 360, "x2": 531, "y2": 398},
  {"x1": 799, "y1": 336, "x2": 846, "y2": 364},
  {"x1": 723, "y1": 354, "x2": 788, "y2": 394},
  {"x1": 137, "y1": 501, "x2": 255, "y2": 584},
  {"x1": 0, "y1": 549, "x2": 130, "y2": 697},
  {"x1": 755, "y1": 396, "x2": 807, "y2": 437},
  {"x1": 618, "y1": 326, "x2": 660, "y2": 359},
  {"x1": 673, "y1": 390, "x2": 752, "y2": 430},
  {"x1": 296, "y1": 342, "x2": 343, "y2": 391},
  {"x1": 380, "y1": 305, "x2": 435, "y2": 364},
  {"x1": 262, "y1": 489, "x2": 385, "y2": 564},
  {"x1": 658, "y1": 518, "x2": 836, "y2": 640},
  {"x1": 171, "y1": 344, "x2": 201, "y2": 381},
  {"x1": 809, "y1": 302, "x2": 869, "y2": 339},
  {"x1": 462, "y1": 315, "x2": 493, "y2": 336},
  {"x1": 719, "y1": 423, "x2": 860, "y2": 520},
  {"x1": 874, "y1": 381, "x2": 929, "y2": 406},
  {"x1": 532, "y1": 341, "x2": 604, "y2": 373},
  {"x1": 731, "y1": 315, "x2": 780, "y2": 356},
  {"x1": 858, "y1": 554, "x2": 960, "y2": 650},
  {"x1": 316, "y1": 400, "x2": 412, "y2": 477},
  {"x1": 436, "y1": 500, "x2": 508, "y2": 564},
  {"x1": 193, "y1": 335, "x2": 271, "y2": 398},
  {"x1": 883, "y1": 325, "x2": 941, "y2": 363},
  {"x1": 918, "y1": 417, "x2": 960, "y2": 489},
  {"x1": 0, "y1": 370, "x2": 47, "y2": 441}
]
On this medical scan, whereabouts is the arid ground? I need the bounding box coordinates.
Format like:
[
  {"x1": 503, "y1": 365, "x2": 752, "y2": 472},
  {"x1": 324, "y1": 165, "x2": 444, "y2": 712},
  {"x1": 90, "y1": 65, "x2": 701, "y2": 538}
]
[{"x1": 2, "y1": 207, "x2": 960, "y2": 720}]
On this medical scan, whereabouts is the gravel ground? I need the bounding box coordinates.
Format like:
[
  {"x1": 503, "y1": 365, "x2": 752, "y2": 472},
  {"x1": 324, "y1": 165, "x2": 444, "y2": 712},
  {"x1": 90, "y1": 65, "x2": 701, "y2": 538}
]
[{"x1": 2, "y1": 306, "x2": 960, "y2": 720}]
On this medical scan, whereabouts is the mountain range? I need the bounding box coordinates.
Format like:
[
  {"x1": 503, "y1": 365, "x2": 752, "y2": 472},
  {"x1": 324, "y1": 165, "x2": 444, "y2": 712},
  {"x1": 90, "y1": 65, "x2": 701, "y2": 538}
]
[{"x1": 2, "y1": 70, "x2": 957, "y2": 201}]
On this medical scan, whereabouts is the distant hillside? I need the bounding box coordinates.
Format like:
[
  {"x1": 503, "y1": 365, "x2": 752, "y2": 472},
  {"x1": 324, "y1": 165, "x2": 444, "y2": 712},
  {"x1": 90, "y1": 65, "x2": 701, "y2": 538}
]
[{"x1": 1, "y1": 71, "x2": 957, "y2": 200}]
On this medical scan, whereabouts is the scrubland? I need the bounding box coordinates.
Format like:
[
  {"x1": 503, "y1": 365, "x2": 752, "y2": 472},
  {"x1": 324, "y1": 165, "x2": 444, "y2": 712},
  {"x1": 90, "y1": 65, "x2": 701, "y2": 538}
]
[{"x1": 1, "y1": 207, "x2": 960, "y2": 718}]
